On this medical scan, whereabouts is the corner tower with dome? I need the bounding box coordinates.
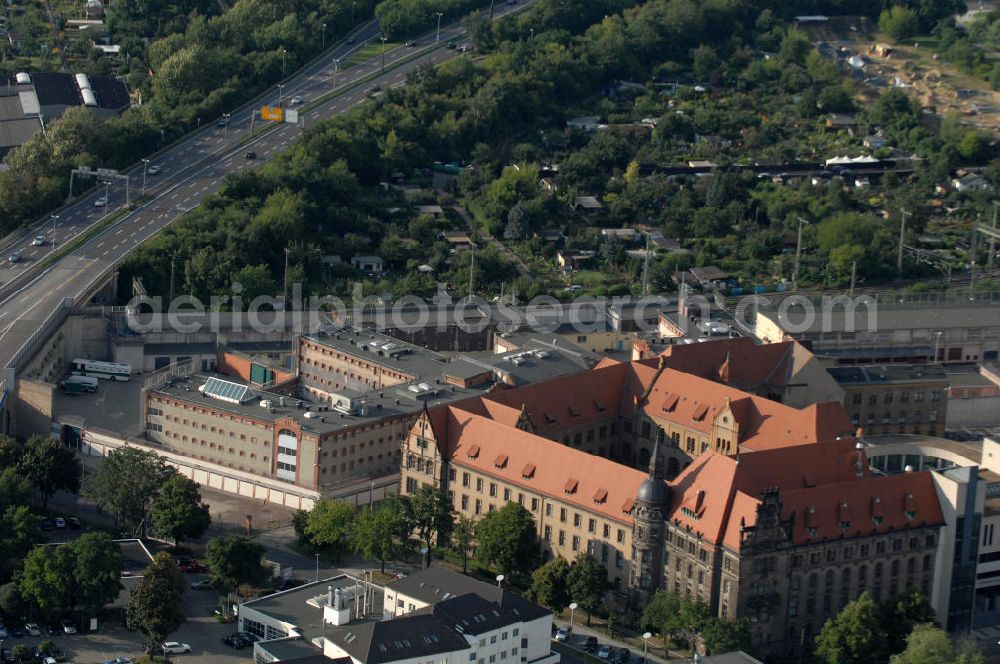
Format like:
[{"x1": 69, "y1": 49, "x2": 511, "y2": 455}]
[{"x1": 632, "y1": 439, "x2": 669, "y2": 605}]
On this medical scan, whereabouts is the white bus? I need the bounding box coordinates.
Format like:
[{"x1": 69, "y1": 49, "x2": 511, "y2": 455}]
[{"x1": 71, "y1": 358, "x2": 132, "y2": 381}]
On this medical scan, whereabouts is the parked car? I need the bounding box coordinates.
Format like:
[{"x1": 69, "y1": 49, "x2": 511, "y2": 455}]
[
  {"x1": 46, "y1": 623, "x2": 61, "y2": 636},
  {"x1": 59, "y1": 618, "x2": 76, "y2": 634},
  {"x1": 31, "y1": 235, "x2": 45, "y2": 246},
  {"x1": 613, "y1": 647, "x2": 631, "y2": 664},
  {"x1": 190, "y1": 579, "x2": 213, "y2": 590},
  {"x1": 25, "y1": 623, "x2": 41, "y2": 637},
  {"x1": 584, "y1": 636, "x2": 598, "y2": 653},
  {"x1": 161, "y1": 642, "x2": 191, "y2": 654},
  {"x1": 66, "y1": 517, "x2": 81, "y2": 530},
  {"x1": 105, "y1": 657, "x2": 133, "y2": 664},
  {"x1": 41, "y1": 644, "x2": 63, "y2": 660},
  {"x1": 222, "y1": 634, "x2": 246, "y2": 649},
  {"x1": 177, "y1": 559, "x2": 206, "y2": 573},
  {"x1": 597, "y1": 645, "x2": 611, "y2": 659},
  {"x1": 237, "y1": 632, "x2": 259, "y2": 644},
  {"x1": 53, "y1": 517, "x2": 65, "y2": 529},
  {"x1": 0, "y1": 624, "x2": 6, "y2": 638},
  {"x1": 10, "y1": 625, "x2": 24, "y2": 638},
  {"x1": 147, "y1": 165, "x2": 162, "y2": 175},
  {"x1": 554, "y1": 626, "x2": 571, "y2": 642},
  {"x1": 40, "y1": 519, "x2": 53, "y2": 531}
]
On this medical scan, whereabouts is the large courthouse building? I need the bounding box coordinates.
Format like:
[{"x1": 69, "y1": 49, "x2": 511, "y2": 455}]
[{"x1": 400, "y1": 353, "x2": 946, "y2": 655}]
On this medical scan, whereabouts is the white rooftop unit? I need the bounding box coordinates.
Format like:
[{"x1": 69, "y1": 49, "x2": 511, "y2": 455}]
[
  {"x1": 15, "y1": 72, "x2": 30, "y2": 84},
  {"x1": 75, "y1": 73, "x2": 92, "y2": 90},
  {"x1": 80, "y1": 88, "x2": 98, "y2": 107}
]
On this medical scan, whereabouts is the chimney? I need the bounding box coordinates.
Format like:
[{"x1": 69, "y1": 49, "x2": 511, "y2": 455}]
[{"x1": 334, "y1": 586, "x2": 342, "y2": 610}]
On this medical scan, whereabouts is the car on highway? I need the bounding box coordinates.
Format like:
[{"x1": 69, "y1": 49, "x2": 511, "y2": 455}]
[
  {"x1": 161, "y1": 642, "x2": 191, "y2": 654},
  {"x1": 8, "y1": 252, "x2": 20, "y2": 263},
  {"x1": 290, "y1": 95, "x2": 303, "y2": 105},
  {"x1": 216, "y1": 118, "x2": 229, "y2": 128},
  {"x1": 597, "y1": 644, "x2": 611, "y2": 659},
  {"x1": 31, "y1": 235, "x2": 45, "y2": 246},
  {"x1": 405, "y1": 40, "x2": 418, "y2": 47},
  {"x1": 25, "y1": 623, "x2": 41, "y2": 637},
  {"x1": 347, "y1": 37, "x2": 356, "y2": 44},
  {"x1": 59, "y1": 618, "x2": 76, "y2": 634},
  {"x1": 191, "y1": 579, "x2": 214, "y2": 590},
  {"x1": 584, "y1": 637, "x2": 598, "y2": 653},
  {"x1": 554, "y1": 626, "x2": 571, "y2": 642},
  {"x1": 368, "y1": 85, "x2": 382, "y2": 94},
  {"x1": 94, "y1": 196, "x2": 107, "y2": 207},
  {"x1": 446, "y1": 42, "x2": 456, "y2": 49},
  {"x1": 147, "y1": 165, "x2": 162, "y2": 175},
  {"x1": 244, "y1": 151, "x2": 257, "y2": 160}
]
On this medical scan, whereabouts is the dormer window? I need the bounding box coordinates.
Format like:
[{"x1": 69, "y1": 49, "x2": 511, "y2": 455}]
[
  {"x1": 494, "y1": 454, "x2": 508, "y2": 469},
  {"x1": 521, "y1": 463, "x2": 536, "y2": 479},
  {"x1": 564, "y1": 478, "x2": 579, "y2": 494},
  {"x1": 467, "y1": 445, "x2": 480, "y2": 459},
  {"x1": 593, "y1": 488, "x2": 608, "y2": 504},
  {"x1": 692, "y1": 403, "x2": 709, "y2": 422}
]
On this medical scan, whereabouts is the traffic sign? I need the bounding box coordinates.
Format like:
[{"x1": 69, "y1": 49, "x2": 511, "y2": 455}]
[
  {"x1": 261, "y1": 105, "x2": 283, "y2": 122},
  {"x1": 96, "y1": 167, "x2": 118, "y2": 177},
  {"x1": 284, "y1": 109, "x2": 298, "y2": 124}
]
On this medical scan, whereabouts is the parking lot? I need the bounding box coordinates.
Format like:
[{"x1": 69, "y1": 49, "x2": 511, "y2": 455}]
[{"x1": 2, "y1": 577, "x2": 252, "y2": 664}]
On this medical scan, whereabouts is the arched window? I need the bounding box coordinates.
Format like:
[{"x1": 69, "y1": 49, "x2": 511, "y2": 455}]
[{"x1": 639, "y1": 447, "x2": 651, "y2": 467}]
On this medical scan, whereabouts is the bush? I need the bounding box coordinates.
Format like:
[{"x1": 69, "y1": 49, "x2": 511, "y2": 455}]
[{"x1": 879, "y1": 6, "x2": 919, "y2": 42}]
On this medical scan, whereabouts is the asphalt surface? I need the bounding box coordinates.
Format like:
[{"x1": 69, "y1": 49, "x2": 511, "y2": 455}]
[{"x1": 0, "y1": 1, "x2": 532, "y2": 376}]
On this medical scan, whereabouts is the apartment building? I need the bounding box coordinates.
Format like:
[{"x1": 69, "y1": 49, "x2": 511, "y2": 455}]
[
  {"x1": 828, "y1": 364, "x2": 949, "y2": 436},
  {"x1": 399, "y1": 355, "x2": 947, "y2": 656}
]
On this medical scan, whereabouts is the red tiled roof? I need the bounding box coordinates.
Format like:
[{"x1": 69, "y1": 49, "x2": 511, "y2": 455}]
[
  {"x1": 780, "y1": 472, "x2": 944, "y2": 544},
  {"x1": 653, "y1": 337, "x2": 796, "y2": 390},
  {"x1": 445, "y1": 409, "x2": 647, "y2": 524}
]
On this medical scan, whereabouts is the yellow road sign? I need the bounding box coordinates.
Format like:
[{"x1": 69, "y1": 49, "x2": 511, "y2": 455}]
[{"x1": 261, "y1": 105, "x2": 283, "y2": 122}]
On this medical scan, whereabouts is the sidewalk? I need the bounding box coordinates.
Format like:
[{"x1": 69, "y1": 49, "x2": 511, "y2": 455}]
[{"x1": 552, "y1": 616, "x2": 692, "y2": 664}]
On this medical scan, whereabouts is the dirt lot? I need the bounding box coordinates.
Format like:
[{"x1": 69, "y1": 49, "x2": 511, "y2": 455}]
[{"x1": 806, "y1": 15, "x2": 1000, "y2": 133}]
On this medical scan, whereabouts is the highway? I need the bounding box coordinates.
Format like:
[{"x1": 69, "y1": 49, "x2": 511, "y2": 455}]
[{"x1": 0, "y1": 2, "x2": 530, "y2": 376}]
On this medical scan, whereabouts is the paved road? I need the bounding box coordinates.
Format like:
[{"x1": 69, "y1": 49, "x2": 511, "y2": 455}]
[{"x1": 0, "y1": 1, "x2": 532, "y2": 376}]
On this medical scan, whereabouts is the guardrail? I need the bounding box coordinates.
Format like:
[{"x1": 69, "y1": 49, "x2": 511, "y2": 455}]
[{"x1": 7, "y1": 296, "x2": 74, "y2": 374}]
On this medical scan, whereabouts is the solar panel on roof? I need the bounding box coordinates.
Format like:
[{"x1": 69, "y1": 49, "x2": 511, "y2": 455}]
[{"x1": 201, "y1": 376, "x2": 251, "y2": 404}]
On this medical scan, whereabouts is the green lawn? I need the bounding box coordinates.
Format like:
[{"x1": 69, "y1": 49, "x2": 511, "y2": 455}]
[{"x1": 342, "y1": 42, "x2": 400, "y2": 68}]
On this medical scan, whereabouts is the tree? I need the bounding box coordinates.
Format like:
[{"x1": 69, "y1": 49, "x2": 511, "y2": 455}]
[
  {"x1": 351, "y1": 506, "x2": 401, "y2": 573},
  {"x1": 292, "y1": 509, "x2": 309, "y2": 544},
  {"x1": 881, "y1": 590, "x2": 937, "y2": 656},
  {"x1": 815, "y1": 593, "x2": 885, "y2": 664},
  {"x1": 701, "y1": 618, "x2": 753, "y2": 655},
  {"x1": 72, "y1": 532, "x2": 125, "y2": 616},
  {"x1": 0, "y1": 582, "x2": 25, "y2": 617},
  {"x1": 0, "y1": 468, "x2": 33, "y2": 509},
  {"x1": 880, "y1": 7, "x2": 920, "y2": 43},
  {"x1": 892, "y1": 623, "x2": 984, "y2": 664},
  {"x1": 205, "y1": 537, "x2": 268, "y2": 592},
  {"x1": 87, "y1": 446, "x2": 175, "y2": 534},
  {"x1": 451, "y1": 515, "x2": 476, "y2": 574},
  {"x1": 304, "y1": 499, "x2": 357, "y2": 560},
  {"x1": 566, "y1": 553, "x2": 606, "y2": 625},
  {"x1": 0, "y1": 506, "x2": 42, "y2": 577},
  {"x1": 20, "y1": 435, "x2": 81, "y2": 508},
  {"x1": 127, "y1": 552, "x2": 186, "y2": 648},
  {"x1": 474, "y1": 503, "x2": 538, "y2": 578},
  {"x1": 409, "y1": 484, "x2": 453, "y2": 551},
  {"x1": 530, "y1": 558, "x2": 571, "y2": 613},
  {"x1": 641, "y1": 590, "x2": 680, "y2": 635},
  {"x1": 150, "y1": 474, "x2": 211, "y2": 546},
  {"x1": 19, "y1": 543, "x2": 77, "y2": 615}
]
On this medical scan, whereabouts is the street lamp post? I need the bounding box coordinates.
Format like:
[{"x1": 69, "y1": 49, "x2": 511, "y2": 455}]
[
  {"x1": 332, "y1": 58, "x2": 340, "y2": 89},
  {"x1": 278, "y1": 84, "x2": 285, "y2": 104},
  {"x1": 282, "y1": 48, "x2": 287, "y2": 79},
  {"x1": 322, "y1": 23, "x2": 327, "y2": 50},
  {"x1": 642, "y1": 632, "x2": 651, "y2": 662},
  {"x1": 50, "y1": 215, "x2": 58, "y2": 252},
  {"x1": 495, "y1": 574, "x2": 504, "y2": 603},
  {"x1": 435, "y1": 12, "x2": 443, "y2": 42},
  {"x1": 934, "y1": 331, "x2": 943, "y2": 362},
  {"x1": 315, "y1": 553, "x2": 320, "y2": 582},
  {"x1": 141, "y1": 158, "x2": 149, "y2": 197},
  {"x1": 568, "y1": 602, "x2": 578, "y2": 629},
  {"x1": 380, "y1": 35, "x2": 388, "y2": 72},
  {"x1": 222, "y1": 113, "x2": 231, "y2": 144},
  {"x1": 102, "y1": 181, "x2": 111, "y2": 219}
]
